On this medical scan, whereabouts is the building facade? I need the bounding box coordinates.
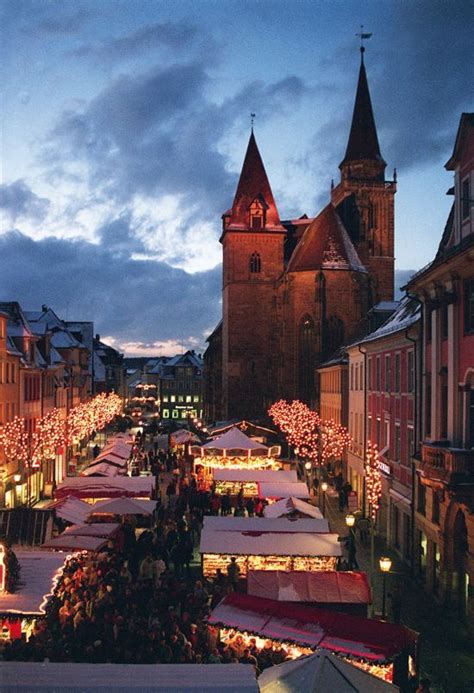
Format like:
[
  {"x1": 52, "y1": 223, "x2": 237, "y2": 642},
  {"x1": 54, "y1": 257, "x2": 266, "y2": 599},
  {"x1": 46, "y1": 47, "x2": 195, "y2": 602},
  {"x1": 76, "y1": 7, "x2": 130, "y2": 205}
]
[
  {"x1": 206, "y1": 50, "x2": 396, "y2": 421},
  {"x1": 407, "y1": 113, "x2": 474, "y2": 620}
]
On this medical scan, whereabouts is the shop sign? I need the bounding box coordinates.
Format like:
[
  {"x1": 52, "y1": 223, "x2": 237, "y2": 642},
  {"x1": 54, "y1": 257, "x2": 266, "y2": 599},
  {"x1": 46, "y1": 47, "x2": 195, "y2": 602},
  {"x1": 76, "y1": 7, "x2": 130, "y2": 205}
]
[{"x1": 378, "y1": 460, "x2": 391, "y2": 476}]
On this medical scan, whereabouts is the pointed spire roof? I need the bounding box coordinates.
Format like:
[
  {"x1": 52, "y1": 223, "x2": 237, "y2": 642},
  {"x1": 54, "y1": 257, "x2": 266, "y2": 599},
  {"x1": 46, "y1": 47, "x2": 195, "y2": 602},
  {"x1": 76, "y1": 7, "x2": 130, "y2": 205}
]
[
  {"x1": 340, "y1": 54, "x2": 385, "y2": 167},
  {"x1": 226, "y1": 131, "x2": 285, "y2": 231},
  {"x1": 287, "y1": 204, "x2": 366, "y2": 273}
]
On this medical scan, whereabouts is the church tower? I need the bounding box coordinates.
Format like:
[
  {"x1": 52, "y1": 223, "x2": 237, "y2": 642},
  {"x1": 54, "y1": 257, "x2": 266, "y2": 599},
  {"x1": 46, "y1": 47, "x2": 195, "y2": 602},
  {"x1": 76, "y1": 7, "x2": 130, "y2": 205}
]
[
  {"x1": 331, "y1": 47, "x2": 396, "y2": 303},
  {"x1": 221, "y1": 131, "x2": 286, "y2": 419}
]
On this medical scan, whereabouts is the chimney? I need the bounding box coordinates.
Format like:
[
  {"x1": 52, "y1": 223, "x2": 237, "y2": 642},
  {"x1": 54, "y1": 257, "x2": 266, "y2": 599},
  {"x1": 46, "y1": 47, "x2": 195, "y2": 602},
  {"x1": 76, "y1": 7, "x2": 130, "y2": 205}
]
[
  {"x1": 95, "y1": 334, "x2": 100, "y2": 341},
  {"x1": 42, "y1": 304, "x2": 48, "y2": 312}
]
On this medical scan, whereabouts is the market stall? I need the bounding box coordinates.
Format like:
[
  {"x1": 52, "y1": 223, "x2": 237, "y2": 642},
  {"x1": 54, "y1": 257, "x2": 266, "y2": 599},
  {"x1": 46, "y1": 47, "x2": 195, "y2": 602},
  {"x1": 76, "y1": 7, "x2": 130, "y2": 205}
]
[
  {"x1": 247, "y1": 570, "x2": 371, "y2": 616},
  {"x1": 81, "y1": 462, "x2": 125, "y2": 477},
  {"x1": 207, "y1": 593, "x2": 419, "y2": 687},
  {"x1": 213, "y1": 468, "x2": 297, "y2": 498},
  {"x1": 203, "y1": 515, "x2": 330, "y2": 533},
  {"x1": 47, "y1": 497, "x2": 91, "y2": 525},
  {"x1": 258, "y1": 651, "x2": 398, "y2": 692},
  {"x1": 0, "y1": 550, "x2": 65, "y2": 641},
  {"x1": 1, "y1": 662, "x2": 259, "y2": 691},
  {"x1": 200, "y1": 528, "x2": 341, "y2": 577},
  {"x1": 42, "y1": 523, "x2": 121, "y2": 552},
  {"x1": 87, "y1": 497, "x2": 157, "y2": 520},
  {"x1": 264, "y1": 496, "x2": 324, "y2": 519},
  {"x1": 258, "y1": 481, "x2": 310, "y2": 500},
  {"x1": 191, "y1": 427, "x2": 282, "y2": 476},
  {"x1": 54, "y1": 476, "x2": 155, "y2": 502}
]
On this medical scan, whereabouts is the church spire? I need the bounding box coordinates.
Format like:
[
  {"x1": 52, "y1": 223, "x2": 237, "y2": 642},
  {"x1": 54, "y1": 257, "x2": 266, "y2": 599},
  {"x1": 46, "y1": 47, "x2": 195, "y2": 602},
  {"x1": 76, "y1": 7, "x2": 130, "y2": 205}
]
[
  {"x1": 224, "y1": 130, "x2": 284, "y2": 232},
  {"x1": 340, "y1": 50, "x2": 386, "y2": 177}
]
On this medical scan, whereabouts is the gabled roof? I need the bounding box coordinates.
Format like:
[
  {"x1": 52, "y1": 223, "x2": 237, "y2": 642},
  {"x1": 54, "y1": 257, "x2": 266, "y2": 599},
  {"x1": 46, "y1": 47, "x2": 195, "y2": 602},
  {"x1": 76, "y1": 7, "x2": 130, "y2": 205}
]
[
  {"x1": 445, "y1": 112, "x2": 474, "y2": 169},
  {"x1": 340, "y1": 57, "x2": 385, "y2": 167},
  {"x1": 287, "y1": 204, "x2": 366, "y2": 273},
  {"x1": 225, "y1": 131, "x2": 285, "y2": 232},
  {"x1": 354, "y1": 296, "x2": 420, "y2": 345}
]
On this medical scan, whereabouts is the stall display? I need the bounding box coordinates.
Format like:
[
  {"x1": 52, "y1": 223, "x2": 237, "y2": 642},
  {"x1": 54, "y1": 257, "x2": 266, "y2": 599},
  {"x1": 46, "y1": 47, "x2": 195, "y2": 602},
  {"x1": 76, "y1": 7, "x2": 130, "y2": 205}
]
[
  {"x1": 191, "y1": 427, "x2": 282, "y2": 474},
  {"x1": 200, "y1": 529, "x2": 341, "y2": 577}
]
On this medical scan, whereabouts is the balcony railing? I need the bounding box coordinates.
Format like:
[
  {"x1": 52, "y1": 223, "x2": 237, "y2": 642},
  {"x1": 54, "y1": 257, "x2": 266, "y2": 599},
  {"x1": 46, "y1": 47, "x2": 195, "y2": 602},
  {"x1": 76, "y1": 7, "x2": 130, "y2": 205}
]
[{"x1": 420, "y1": 443, "x2": 474, "y2": 485}]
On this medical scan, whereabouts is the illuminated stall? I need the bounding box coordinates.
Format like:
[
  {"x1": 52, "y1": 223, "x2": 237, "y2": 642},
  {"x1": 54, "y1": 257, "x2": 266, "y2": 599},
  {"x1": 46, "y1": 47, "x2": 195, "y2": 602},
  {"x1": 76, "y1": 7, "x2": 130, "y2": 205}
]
[
  {"x1": 208, "y1": 592, "x2": 419, "y2": 687},
  {"x1": 0, "y1": 550, "x2": 65, "y2": 641},
  {"x1": 191, "y1": 427, "x2": 282, "y2": 477},
  {"x1": 200, "y1": 528, "x2": 341, "y2": 577},
  {"x1": 213, "y1": 469, "x2": 297, "y2": 498}
]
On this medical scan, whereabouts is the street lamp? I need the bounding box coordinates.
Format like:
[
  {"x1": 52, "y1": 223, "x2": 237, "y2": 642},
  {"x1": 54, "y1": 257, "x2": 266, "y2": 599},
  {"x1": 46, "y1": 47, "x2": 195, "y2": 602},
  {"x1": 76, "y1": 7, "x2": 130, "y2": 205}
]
[
  {"x1": 321, "y1": 481, "x2": 328, "y2": 515},
  {"x1": 379, "y1": 556, "x2": 392, "y2": 619},
  {"x1": 345, "y1": 513, "x2": 355, "y2": 528}
]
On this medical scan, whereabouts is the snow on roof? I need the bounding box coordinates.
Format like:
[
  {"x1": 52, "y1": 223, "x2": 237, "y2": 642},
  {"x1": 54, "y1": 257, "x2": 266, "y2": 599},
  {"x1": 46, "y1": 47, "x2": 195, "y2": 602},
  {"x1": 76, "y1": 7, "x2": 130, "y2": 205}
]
[
  {"x1": 213, "y1": 469, "x2": 296, "y2": 483},
  {"x1": 264, "y1": 497, "x2": 324, "y2": 519},
  {"x1": 89, "y1": 497, "x2": 157, "y2": 516},
  {"x1": 0, "y1": 663, "x2": 259, "y2": 691},
  {"x1": 200, "y1": 529, "x2": 341, "y2": 557},
  {"x1": 55, "y1": 476, "x2": 155, "y2": 499},
  {"x1": 357, "y1": 296, "x2": 420, "y2": 345},
  {"x1": 259, "y1": 651, "x2": 397, "y2": 692},
  {"x1": 0, "y1": 550, "x2": 65, "y2": 615},
  {"x1": 47, "y1": 497, "x2": 91, "y2": 525},
  {"x1": 51, "y1": 330, "x2": 83, "y2": 349},
  {"x1": 42, "y1": 535, "x2": 110, "y2": 552},
  {"x1": 61, "y1": 523, "x2": 120, "y2": 537},
  {"x1": 258, "y1": 482, "x2": 310, "y2": 499},
  {"x1": 203, "y1": 516, "x2": 330, "y2": 533},
  {"x1": 247, "y1": 570, "x2": 371, "y2": 604},
  {"x1": 81, "y1": 462, "x2": 124, "y2": 477},
  {"x1": 202, "y1": 427, "x2": 268, "y2": 452}
]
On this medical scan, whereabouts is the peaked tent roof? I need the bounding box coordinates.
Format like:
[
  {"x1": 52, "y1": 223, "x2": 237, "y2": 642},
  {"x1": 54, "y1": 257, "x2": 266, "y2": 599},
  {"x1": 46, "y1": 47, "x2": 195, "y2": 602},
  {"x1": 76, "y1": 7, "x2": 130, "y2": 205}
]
[
  {"x1": 264, "y1": 497, "x2": 324, "y2": 519},
  {"x1": 287, "y1": 204, "x2": 366, "y2": 273},
  {"x1": 202, "y1": 426, "x2": 268, "y2": 452},
  {"x1": 226, "y1": 131, "x2": 285, "y2": 231},
  {"x1": 258, "y1": 651, "x2": 398, "y2": 692},
  {"x1": 89, "y1": 497, "x2": 157, "y2": 516},
  {"x1": 340, "y1": 57, "x2": 385, "y2": 166},
  {"x1": 247, "y1": 570, "x2": 371, "y2": 604}
]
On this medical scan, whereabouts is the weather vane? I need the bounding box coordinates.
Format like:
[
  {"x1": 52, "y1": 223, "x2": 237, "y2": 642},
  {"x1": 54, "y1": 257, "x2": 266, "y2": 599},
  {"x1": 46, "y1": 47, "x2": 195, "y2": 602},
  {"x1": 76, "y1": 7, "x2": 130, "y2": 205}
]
[
  {"x1": 356, "y1": 25, "x2": 372, "y2": 59},
  {"x1": 250, "y1": 112, "x2": 256, "y2": 130}
]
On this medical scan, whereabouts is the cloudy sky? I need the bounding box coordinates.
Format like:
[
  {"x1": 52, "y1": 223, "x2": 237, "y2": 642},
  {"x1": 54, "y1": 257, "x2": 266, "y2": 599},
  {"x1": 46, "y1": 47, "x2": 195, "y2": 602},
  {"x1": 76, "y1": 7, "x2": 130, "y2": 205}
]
[{"x1": 1, "y1": 1, "x2": 472, "y2": 356}]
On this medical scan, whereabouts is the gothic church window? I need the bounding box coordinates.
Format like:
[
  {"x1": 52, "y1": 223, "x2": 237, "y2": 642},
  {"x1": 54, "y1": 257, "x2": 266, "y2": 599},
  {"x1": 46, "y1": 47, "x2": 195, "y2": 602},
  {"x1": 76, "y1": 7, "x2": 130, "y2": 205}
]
[
  {"x1": 249, "y1": 252, "x2": 261, "y2": 273},
  {"x1": 249, "y1": 199, "x2": 265, "y2": 229},
  {"x1": 298, "y1": 314, "x2": 317, "y2": 403}
]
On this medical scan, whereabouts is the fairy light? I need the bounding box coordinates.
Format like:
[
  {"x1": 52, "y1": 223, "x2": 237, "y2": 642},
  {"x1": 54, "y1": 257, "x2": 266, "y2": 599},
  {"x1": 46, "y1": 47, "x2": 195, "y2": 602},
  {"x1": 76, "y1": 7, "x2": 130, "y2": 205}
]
[
  {"x1": 269, "y1": 399, "x2": 320, "y2": 464},
  {"x1": 320, "y1": 419, "x2": 352, "y2": 463},
  {"x1": 365, "y1": 440, "x2": 382, "y2": 522}
]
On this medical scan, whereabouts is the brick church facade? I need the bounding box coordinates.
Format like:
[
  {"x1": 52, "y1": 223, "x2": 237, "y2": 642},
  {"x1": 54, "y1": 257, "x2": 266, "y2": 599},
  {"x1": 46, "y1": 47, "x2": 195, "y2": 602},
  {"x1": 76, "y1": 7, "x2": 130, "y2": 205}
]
[{"x1": 204, "y1": 51, "x2": 396, "y2": 421}]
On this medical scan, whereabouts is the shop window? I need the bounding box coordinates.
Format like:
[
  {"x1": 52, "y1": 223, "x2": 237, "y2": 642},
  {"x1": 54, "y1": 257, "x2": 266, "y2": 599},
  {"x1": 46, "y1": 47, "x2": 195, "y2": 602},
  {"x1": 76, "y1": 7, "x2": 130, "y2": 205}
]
[
  {"x1": 162, "y1": 409, "x2": 169, "y2": 418},
  {"x1": 171, "y1": 410, "x2": 179, "y2": 419},
  {"x1": 249, "y1": 252, "x2": 261, "y2": 273}
]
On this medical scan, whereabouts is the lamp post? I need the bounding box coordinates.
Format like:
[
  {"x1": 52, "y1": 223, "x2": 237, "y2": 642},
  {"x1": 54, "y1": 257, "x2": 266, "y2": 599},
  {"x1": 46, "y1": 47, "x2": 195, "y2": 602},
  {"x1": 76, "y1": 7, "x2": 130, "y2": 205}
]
[
  {"x1": 379, "y1": 556, "x2": 392, "y2": 619},
  {"x1": 321, "y1": 481, "x2": 328, "y2": 516},
  {"x1": 13, "y1": 473, "x2": 21, "y2": 507},
  {"x1": 304, "y1": 461, "x2": 312, "y2": 492},
  {"x1": 345, "y1": 513, "x2": 357, "y2": 569}
]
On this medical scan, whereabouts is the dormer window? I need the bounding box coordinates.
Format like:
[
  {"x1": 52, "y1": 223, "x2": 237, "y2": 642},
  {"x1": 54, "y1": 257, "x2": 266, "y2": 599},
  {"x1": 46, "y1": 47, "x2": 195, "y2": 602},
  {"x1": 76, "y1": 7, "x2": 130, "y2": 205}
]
[
  {"x1": 249, "y1": 252, "x2": 261, "y2": 273},
  {"x1": 249, "y1": 199, "x2": 265, "y2": 229}
]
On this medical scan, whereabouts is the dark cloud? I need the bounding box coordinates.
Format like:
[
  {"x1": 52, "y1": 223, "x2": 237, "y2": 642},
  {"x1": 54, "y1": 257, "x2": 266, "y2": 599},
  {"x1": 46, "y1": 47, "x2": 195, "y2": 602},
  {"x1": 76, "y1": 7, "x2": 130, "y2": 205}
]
[
  {"x1": 0, "y1": 230, "x2": 221, "y2": 349},
  {"x1": 72, "y1": 21, "x2": 199, "y2": 59},
  {"x1": 43, "y1": 63, "x2": 307, "y2": 216},
  {"x1": 0, "y1": 179, "x2": 50, "y2": 222}
]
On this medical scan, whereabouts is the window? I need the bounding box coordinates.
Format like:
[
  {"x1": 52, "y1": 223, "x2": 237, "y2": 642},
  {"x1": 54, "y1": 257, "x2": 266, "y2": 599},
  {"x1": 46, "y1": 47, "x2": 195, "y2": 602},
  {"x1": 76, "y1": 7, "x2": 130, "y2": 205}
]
[
  {"x1": 193, "y1": 395, "x2": 200, "y2": 402},
  {"x1": 465, "y1": 279, "x2": 474, "y2": 334},
  {"x1": 376, "y1": 418, "x2": 381, "y2": 448},
  {"x1": 394, "y1": 353, "x2": 400, "y2": 392},
  {"x1": 367, "y1": 357, "x2": 372, "y2": 390},
  {"x1": 408, "y1": 351, "x2": 415, "y2": 393},
  {"x1": 186, "y1": 395, "x2": 192, "y2": 403},
  {"x1": 170, "y1": 395, "x2": 176, "y2": 403},
  {"x1": 394, "y1": 423, "x2": 401, "y2": 462},
  {"x1": 162, "y1": 409, "x2": 169, "y2": 418},
  {"x1": 249, "y1": 252, "x2": 261, "y2": 273},
  {"x1": 171, "y1": 410, "x2": 179, "y2": 419},
  {"x1": 432, "y1": 490, "x2": 440, "y2": 524},
  {"x1": 249, "y1": 199, "x2": 265, "y2": 229},
  {"x1": 162, "y1": 395, "x2": 168, "y2": 403},
  {"x1": 384, "y1": 419, "x2": 390, "y2": 450},
  {"x1": 376, "y1": 356, "x2": 381, "y2": 390},
  {"x1": 407, "y1": 426, "x2": 414, "y2": 458},
  {"x1": 385, "y1": 355, "x2": 391, "y2": 392},
  {"x1": 417, "y1": 478, "x2": 426, "y2": 515},
  {"x1": 350, "y1": 364, "x2": 354, "y2": 391},
  {"x1": 462, "y1": 177, "x2": 470, "y2": 220},
  {"x1": 354, "y1": 364, "x2": 358, "y2": 391},
  {"x1": 178, "y1": 395, "x2": 184, "y2": 403}
]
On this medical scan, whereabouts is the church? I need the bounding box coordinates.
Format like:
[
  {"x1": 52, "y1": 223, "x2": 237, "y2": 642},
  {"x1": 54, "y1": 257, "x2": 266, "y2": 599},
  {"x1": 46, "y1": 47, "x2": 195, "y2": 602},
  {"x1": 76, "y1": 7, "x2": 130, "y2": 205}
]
[{"x1": 204, "y1": 49, "x2": 397, "y2": 422}]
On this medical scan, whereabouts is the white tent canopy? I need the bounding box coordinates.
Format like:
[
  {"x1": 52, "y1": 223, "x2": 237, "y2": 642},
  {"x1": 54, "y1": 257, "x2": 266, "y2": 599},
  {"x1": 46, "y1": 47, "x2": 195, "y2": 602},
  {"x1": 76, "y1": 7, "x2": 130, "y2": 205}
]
[
  {"x1": 42, "y1": 523, "x2": 120, "y2": 552},
  {"x1": 213, "y1": 469, "x2": 296, "y2": 483},
  {"x1": 259, "y1": 482, "x2": 310, "y2": 499},
  {"x1": 203, "y1": 516, "x2": 330, "y2": 533},
  {"x1": 89, "y1": 497, "x2": 157, "y2": 516},
  {"x1": 1, "y1": 663, "x2": 258, "y2": 692},
  {"x1": 264, "y1": 497, "x2": 324, "y2": 519},
  {"x1": 48, "y1": 497, "x2": 91, "y2": 525},
  {"x1": 200, "y1": 529, "x2": 341, "y2": 557},
  {"x1": 81, "y1": 462, "x2": 124, "y2": 477},
  {"x1": 55, "y1": 476, "x2": 155, "y2": 500},
  {"x1": 200, "y1": 427, "x2": 269, "y2": 456},
  {"x1": 258, "y1": 651, "x2": 398, "y2": 692}
]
